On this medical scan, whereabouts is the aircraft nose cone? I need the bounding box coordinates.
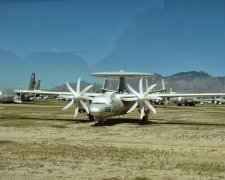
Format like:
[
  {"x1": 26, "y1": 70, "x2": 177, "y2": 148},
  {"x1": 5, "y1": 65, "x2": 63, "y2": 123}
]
[{"x1": 90, "y1": 107, "x2": 100, "y2": 117}]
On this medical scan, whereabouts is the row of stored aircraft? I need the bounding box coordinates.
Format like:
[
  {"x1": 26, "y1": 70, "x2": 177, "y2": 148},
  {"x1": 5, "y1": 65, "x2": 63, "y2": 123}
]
[
  {"x1": 14, "y1": 71, "x2": 225, "y2": 125},
  {"x1": 0, "y1": 72, "x2": 41, "y2": 103}
]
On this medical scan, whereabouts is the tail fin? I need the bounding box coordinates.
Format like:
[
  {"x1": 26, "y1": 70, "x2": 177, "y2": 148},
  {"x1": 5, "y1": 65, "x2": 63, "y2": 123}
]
[
  {"x1": 162, "y1": 79, "x2": 165, "y2": 90},
  {"x1": 35, "y1": 80, "x2": 41, "y2": 90},
  {"x1": 145, "y1": 78, "x2": 149, "y2": 91},
  {"x1": 161, "y1": 79, "x2": 167, "y2": 93},
  {"x1": 28, "y1": 72, "x2": 36, "y2": 90},
  {"x1": 101, "y1": 78, "x2": 110, "y2": 93}
]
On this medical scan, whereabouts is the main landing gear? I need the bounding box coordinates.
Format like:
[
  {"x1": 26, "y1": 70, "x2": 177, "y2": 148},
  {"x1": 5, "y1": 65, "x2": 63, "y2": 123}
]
[
  {"x1": 141, "y1": 115, "x2": 148, "y2": 123},
  {"x1": 95, "y1": 119, "x2": 104, "y2": 126},
  {"x1": 88, "y1": 114, "x2": 95, "y2": 122},
  {"x1": 141, "y1": 111, "x2": 150, "y2": 124},
  {"x1": 88, "y1": 115, "x2": 104, "y2": 126}
]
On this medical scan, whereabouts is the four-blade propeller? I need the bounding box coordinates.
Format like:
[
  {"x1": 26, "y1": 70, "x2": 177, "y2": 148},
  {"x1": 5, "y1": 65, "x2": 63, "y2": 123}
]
[
  {"x1": 123, "y1": 78, "x2": 161, "y2": 119},
  {"x1": 62, "y1": 78, "x2": 93, "y2": 118}
]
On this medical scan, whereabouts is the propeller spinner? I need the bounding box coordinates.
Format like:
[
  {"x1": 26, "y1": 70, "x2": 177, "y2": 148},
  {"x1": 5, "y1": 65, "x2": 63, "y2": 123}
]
[{"x1": 63, "y1": 78, "x2": 93, "y2": 118}]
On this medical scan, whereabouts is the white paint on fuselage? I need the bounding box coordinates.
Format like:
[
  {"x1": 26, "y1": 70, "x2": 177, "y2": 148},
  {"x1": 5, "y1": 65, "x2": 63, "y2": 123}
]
[{"x1": 90, "y1": 92, "x2": 134, "y2": 119}]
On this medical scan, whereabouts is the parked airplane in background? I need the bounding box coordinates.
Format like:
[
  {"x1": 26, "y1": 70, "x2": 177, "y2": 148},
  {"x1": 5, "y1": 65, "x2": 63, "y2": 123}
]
[
  {"x1": 214, "y1": 97, "x2": 225, "y2": 104},
  {"x1": 1, "y1": 72, "x2": 40, "y2": 103},
  {"x1": 28, "y1": 72, "x2": 36, "y2": 90},
  {"x1": 15, "y1": 72, "x2": 41, "y2": 102},
  {"x1": 0, "y1": 89, "x2": 22, "y2": 103},
  {"x1": 166, "y1": 87, "x2": 203, "y2": 106},
  {"x1": 16, "y1": 71, "x2": 225, "y2": 125}
]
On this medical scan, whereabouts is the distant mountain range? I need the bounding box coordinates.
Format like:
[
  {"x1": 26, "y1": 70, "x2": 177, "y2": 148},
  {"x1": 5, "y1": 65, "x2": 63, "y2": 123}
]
[
  {"x1": 1, "y1": 49, "x2": 225, "y2": 92},
  {"x1": 51, "y1": 71, "x2": 225, "y2": 93}
]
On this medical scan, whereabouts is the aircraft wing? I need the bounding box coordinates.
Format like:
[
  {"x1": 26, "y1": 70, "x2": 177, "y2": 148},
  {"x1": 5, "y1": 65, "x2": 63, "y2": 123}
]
[
  {"x1": 14, "y1": 89, "x2": 72, "y2": 95},
  {"x1": 119, "y1": 92, "x2": 225, "y2": 101},
  {"x1": 154, "y1": 93, "x2": 225, "y2": 98},
  {"x1": 14, "y1": 89, "x2": 101, "y2": 97}
]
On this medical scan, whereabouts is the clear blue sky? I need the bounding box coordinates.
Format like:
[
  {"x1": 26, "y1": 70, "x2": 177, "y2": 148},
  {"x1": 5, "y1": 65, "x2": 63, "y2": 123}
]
[
  {"x1": 0, "y1": 0, "x2": 225, "y2": 89},
  {"x1": 0, "y1": 0, "x2": 157, "y2": 63}
]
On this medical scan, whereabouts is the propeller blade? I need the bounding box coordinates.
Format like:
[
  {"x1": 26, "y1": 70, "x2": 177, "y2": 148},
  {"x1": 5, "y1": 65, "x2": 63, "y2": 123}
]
[
  {"x1": 76, "y1": 78, "x2": 81, "y2": 94},
  {"x1": 122, "y1": 97, "x2": 137, "y2": 101},
  {"x1": 79, "y1": 99, "x2": 89, "y2": 114},
  {"x1": 66, "y1": 81, "x2": 76, "y2": 95},
  {"x1": 127, "y1": 84, "x2": 139, "y2": 97},
  {"x1": 80, "y1": 84, "x2": 93, "y2": 97},
  {"x1": 140, "y1": 106, "x2": 145, "y2": 119},
  {"x1": 144, "y1": 100, "x2": 156, "y2": 114},
  {"x1": 139, "y1": 78, "x2": 143, "y2": 95},
  {"x1": 144, "y1": 83, "x2": 157, "y2": 97},
  {"x1": 73, "y1": 101, "x2": 80, "y2": 117},
  {"x1": 74, "y1": 107, "x2": 79, "y2": 118},
  {"x1": 62, "y1": 99, "x2": 74, "y2": 110},
  {"x1": 127, "y1": 101, "x2": 138, "y2": 113}
]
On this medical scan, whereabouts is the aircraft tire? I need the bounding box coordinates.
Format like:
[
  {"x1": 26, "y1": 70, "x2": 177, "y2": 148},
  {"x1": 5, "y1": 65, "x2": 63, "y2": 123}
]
[
  {"x1": 95, "y1": 119, "x2": 104, "y2": 126},
  {"x1": 142, "y1": 116, "x2": 148, "y2": 123},
  {"x1": 89, "y1": 114, "x2": 95, "y2": 121}
]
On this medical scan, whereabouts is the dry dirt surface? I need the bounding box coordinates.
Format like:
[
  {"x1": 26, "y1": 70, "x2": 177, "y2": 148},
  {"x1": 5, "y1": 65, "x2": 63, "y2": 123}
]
[{"x1": 0, "y1": 100, "x2": 225, "y2": 180}]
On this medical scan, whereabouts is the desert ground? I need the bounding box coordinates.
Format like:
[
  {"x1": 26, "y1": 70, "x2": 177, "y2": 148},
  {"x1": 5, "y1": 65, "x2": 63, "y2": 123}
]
[{"x1": 0, "y1": 100, "x2": 225, "y2": 180}]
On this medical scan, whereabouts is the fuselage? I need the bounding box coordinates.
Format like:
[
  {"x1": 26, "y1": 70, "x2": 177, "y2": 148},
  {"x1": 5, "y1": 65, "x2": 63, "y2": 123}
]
[{"x1": 89, "y1": 92, "x2": 134, "y2": 119}]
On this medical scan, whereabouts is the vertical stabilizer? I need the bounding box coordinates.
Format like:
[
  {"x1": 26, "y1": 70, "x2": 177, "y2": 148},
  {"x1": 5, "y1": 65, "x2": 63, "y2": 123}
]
[
  {"x1": 28, "y1": 73, "x2": 36, "y2": 90},
  {"x1": 101, "y1": 78, "x2": 110, "y2": 93},
  {"x1": 35, "y1": 80, "x2": 41, "y2": 90},
  {"x1": 145, "y1": 78, "x2": 149, "y2": 91},
  {"x1": 162, "y1": 79, "x2": 165, "y2": 90}
]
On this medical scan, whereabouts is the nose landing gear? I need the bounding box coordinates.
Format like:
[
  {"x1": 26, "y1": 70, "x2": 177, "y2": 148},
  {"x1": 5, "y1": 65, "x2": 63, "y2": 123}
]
[
  {"x1": 88, "y1": 114, "x2": 95, "y2": 122},
  {"x1": 141, "y1": 115, "x2": 148, "y2": 123},
  {"x1": 95, "y1": 119, "x2": 104, "y2": 126}
]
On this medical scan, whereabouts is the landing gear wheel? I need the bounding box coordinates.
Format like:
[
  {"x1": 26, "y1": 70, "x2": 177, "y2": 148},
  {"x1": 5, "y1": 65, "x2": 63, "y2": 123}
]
[
  {"x1": 95, "y1": 119, "x2": 104, "y2": 126},
  {"x1": 141, "y1": 115, "x2": 148, "y2": 123},
  {"x1": 88, "y1": 114, "x2": 95, "y2": 122}
]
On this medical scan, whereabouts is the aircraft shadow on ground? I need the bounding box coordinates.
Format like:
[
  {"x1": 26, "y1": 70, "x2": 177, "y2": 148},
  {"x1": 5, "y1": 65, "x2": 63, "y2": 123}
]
[
  {"x1": 152, "y1": 118, "x2": 225, "y2": 127},
  {"x1": 98, "y1": 118, "x2": 225, "y2": 127},
  {"x1": 94, "y1": 118, "x2": 151, "y2": 126},
  {"x1": 63, "y1": 118, "x2": 150, "y2": 126},
  {"x1": 23, "y1": 116, "x2": 225, "y2": 127},
  {"x1": 94, "y1": 118, "x2": 225, "y2": 127}
]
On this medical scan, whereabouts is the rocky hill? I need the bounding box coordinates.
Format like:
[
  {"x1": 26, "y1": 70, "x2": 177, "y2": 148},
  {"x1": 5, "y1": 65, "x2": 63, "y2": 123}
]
[{"x1": 164, "y1": 71, "x2": 225, "y2": 93}]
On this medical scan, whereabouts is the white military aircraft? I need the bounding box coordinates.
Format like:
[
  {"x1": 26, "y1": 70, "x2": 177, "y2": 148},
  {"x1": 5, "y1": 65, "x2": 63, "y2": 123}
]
[{"x1": 16, "y1": 71, "x2": 225, "y2": 125}]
